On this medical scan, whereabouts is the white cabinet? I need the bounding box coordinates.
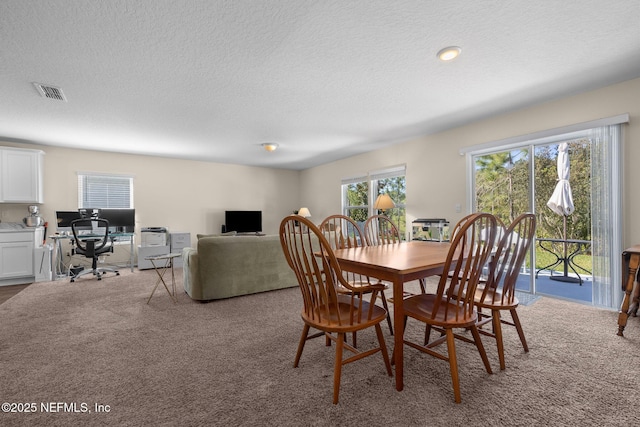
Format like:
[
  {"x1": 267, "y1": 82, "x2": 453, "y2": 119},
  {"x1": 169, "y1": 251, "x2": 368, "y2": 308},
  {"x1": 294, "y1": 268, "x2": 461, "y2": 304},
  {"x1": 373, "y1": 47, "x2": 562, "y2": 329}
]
[
  {"x1": 0, "y1": 231, "x2": 35, "y2": 280},
  {"x1": 169, "y1": 232, "x2": 190, "y2": 268},
  {"x1": 0, "y1": 147, "x2": 44, "y2": 203}
]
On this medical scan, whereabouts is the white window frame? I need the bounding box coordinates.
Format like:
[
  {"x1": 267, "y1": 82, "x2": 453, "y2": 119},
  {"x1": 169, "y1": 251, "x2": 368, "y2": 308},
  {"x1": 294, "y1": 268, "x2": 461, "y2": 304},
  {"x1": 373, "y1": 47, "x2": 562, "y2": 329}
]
[{"x1": 341, "y1": 164, "x2": 407, "y2": 237}]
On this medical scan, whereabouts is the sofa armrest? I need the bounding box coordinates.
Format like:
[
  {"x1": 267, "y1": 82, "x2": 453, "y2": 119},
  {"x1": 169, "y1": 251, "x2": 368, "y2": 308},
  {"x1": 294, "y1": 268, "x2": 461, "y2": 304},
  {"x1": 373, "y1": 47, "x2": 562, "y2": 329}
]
[{"x1": 182, "y1": 246, "x2": 202, "y2": 299}]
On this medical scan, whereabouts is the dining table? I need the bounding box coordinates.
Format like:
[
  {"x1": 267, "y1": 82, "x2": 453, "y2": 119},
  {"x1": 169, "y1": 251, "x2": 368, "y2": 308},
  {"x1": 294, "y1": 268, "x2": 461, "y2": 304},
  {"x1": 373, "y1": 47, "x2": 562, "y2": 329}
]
[{"x1": 332, "y1": 240, "x2": 452, "y2": 391}]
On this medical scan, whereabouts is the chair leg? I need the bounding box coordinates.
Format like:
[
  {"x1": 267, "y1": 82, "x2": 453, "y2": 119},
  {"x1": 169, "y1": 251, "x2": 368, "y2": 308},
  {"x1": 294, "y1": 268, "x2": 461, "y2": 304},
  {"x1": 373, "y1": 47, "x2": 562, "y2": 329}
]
[
  {"x1": 470, "y1": 324, "x2": 493, "y2": 374},
  {"x1": 294, "y1": 324, "x2": 310, "y2": 368},
  {"x1": 333, "y1": 332, "x2": 345, "y2": 404},
  {"x1": 492, "y1": 310, "x2": 506, "y2": 370},
  {"x1": 374, "y1": 323, "x2": 393, "y2": 376},
  {"x1": 380, "y1": 292, "x2": 393, "y2": 335},
  {"x1": 445, "y1": 329, "x2": 461, "y2": 404},
  {"x1": 510, "y1": 308, "x2": 529, "y2": 352},
  {"x1": 418, "y1": 278, "x2": 427, "y2": 293},
  {"x1": 424, "y1": 324, "x2": 432, "y2": 346}
]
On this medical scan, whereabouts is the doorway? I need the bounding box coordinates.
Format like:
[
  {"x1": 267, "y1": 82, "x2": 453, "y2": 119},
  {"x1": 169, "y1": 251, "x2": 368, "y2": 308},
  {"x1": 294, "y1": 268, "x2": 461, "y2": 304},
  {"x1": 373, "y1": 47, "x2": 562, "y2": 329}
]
[{"x1": 469, "y1": 123, "x2": 623, "y2": 309}]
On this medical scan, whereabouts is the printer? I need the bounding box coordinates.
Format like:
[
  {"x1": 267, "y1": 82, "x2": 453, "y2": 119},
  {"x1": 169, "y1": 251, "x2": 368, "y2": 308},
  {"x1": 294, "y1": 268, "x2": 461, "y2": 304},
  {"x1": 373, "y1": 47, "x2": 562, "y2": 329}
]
[{"x1": 141, "y1": 227, "x2": 168, "y2": 246}]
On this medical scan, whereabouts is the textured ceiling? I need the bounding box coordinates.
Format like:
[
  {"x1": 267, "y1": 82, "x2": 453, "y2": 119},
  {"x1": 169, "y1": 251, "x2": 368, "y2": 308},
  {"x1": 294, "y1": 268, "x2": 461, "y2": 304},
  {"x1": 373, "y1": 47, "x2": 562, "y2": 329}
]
[{"x1": 1, "y1": 1, "x2": 639, "y2": 170}]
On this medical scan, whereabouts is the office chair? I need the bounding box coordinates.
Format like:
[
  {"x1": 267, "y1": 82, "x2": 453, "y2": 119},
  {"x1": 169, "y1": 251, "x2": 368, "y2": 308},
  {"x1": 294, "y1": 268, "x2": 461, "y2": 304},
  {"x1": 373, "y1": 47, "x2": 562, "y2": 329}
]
[{"x1": 70, "y1": 218, "x2": 119, "y2": 282}]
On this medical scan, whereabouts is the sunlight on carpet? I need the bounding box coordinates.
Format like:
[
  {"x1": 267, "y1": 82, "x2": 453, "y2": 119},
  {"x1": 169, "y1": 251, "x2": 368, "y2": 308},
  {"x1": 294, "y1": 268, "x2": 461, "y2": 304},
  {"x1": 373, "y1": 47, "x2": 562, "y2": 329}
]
[{"x1": 515, "y1": 290, "x2": 541, "y2": 306}]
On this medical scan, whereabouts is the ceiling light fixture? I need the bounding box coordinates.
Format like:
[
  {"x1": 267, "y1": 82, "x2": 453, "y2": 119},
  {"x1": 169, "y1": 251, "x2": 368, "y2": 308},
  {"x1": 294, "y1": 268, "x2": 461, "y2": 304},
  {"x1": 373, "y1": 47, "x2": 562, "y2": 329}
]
[
  {"x1": 262, "y1": 143, "x2": 279, "y2": 152},
  {"x1": 437, "y1": 46, "x2": 462, "y2": 62}
]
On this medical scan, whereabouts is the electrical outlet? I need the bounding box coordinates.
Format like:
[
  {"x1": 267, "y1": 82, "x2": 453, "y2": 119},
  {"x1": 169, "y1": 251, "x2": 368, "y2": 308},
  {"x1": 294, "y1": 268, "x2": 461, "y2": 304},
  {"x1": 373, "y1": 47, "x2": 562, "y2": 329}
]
[{"x1": 455, "y1": 203, "x2": 462, "y2": 213}]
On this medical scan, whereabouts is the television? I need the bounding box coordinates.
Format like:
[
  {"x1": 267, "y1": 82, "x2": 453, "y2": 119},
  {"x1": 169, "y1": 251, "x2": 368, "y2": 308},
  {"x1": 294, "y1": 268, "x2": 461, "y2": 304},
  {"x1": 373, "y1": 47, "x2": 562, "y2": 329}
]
[
  {"x1": 224, "y1": 210, "x2": 262, "y2": 234},
  {"x1": 99, "y1": 208, "x2": 136, "y2": 233}
]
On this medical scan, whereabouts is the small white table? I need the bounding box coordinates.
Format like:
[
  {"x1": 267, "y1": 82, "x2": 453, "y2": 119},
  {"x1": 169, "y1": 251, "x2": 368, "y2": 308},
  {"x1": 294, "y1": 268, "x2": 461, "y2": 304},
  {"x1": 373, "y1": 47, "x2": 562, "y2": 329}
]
[{"x1": 146, "y1": 252, "x2": 181, "y2": 304}]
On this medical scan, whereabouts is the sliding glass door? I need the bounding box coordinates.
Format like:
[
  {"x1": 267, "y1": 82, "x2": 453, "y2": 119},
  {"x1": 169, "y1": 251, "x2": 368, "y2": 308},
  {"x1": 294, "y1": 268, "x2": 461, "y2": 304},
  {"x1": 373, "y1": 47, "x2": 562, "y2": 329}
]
[
  {"x1": 468, "y1": 124, "x2": 622, "y2": 309},
  {"x1": 474, "y1": 148, "x2": 534, "y2": 294}
]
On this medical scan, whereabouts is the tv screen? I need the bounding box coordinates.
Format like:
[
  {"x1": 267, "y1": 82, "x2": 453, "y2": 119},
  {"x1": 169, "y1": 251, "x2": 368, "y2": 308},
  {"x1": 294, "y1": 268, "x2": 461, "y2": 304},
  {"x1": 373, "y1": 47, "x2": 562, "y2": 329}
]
[
  {"x1": 225, "y1": 210, "x2": 262, "y2": 234},
  {"x1": 100, "y1": 208, "x2": 135, "y2": 232}
]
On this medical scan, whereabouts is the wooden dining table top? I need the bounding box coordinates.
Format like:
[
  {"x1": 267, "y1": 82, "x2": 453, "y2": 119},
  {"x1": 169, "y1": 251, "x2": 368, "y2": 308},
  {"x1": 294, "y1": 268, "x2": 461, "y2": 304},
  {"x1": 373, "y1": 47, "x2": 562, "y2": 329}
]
[
  {"x1": 333, "y1": 240, "x2": 453, "y2": 391},
  {"x1": 333, "y1": 240, "x2": 452, "y2": 281}
]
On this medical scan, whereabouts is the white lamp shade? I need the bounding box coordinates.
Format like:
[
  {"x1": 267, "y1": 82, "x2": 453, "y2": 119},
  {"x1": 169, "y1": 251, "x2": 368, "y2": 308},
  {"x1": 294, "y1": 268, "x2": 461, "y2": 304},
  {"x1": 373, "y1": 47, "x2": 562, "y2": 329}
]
[
  {"x1": 374, "y1": 194, "x2": 395, "y2": 210},
  {"x1": 297, "y1": 207, "x2": 311, "y2": 217}
]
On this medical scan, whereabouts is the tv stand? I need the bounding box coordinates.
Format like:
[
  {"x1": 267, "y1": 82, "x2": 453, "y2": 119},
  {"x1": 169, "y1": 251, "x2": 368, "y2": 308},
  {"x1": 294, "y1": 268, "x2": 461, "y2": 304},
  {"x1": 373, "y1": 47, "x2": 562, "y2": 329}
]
[{"x1": 236, "y1": 232, "x2": 265, "y2": 236}]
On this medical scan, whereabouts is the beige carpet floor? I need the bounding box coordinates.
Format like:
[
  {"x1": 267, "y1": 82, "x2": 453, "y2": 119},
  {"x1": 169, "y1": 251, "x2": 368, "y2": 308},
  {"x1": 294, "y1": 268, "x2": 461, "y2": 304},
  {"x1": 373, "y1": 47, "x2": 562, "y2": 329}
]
[{"x1": 0, "y1": 270, "x2": 638, "y2": 426}]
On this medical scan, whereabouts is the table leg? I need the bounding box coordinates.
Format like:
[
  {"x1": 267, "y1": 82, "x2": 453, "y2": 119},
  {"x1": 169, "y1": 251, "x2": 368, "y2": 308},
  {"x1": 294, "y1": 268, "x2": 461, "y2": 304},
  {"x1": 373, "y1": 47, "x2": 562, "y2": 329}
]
[
  {"x1": 618, "y1": 253, "x2": 639, "y2": 336},
  {"x1": 54, "y1": 238, "x2": 65, "y2": 279},
  {"x1": 393, "y1": 277, "x2": 404, "y2": 391},
  {"x1": 147, "y1": 258, "x2": 177, "y2": 304},
  {"x1": 130, "y1": 235, "x2": 134, "y2": 272}
]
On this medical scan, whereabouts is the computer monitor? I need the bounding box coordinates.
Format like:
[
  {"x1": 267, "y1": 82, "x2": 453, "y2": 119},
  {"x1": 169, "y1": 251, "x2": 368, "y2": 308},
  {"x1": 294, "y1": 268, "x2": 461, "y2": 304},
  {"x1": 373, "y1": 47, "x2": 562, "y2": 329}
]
[
  {"x1": 56, "y1": 210, "x2": 90, "y2": 233},
  {"x1": 78, "y1": 208, "x2": 101, "y2": 219},
  {"x1": 99, "y1": 208, "x2": 135, "y2": 233}
]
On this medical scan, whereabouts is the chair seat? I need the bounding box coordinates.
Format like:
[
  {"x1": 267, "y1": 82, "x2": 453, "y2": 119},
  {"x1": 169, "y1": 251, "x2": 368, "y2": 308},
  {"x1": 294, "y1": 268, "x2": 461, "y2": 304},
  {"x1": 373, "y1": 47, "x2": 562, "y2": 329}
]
[
  {"x1": 404, "y1": 293, "x2": 477, "y2": 328},
  {"x1": 301, "y1": 295, "x2": 388, "y2": 333},
  {"x1": 474, "y1": 286, "x2": 520, "y2": 310}
]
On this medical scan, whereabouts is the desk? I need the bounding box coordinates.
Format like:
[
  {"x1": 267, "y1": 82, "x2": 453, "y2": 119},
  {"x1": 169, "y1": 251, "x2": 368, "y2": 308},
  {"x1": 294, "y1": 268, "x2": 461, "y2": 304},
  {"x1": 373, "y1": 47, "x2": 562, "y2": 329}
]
[
  {"x1": 535, "y1": 238, "x2": 591, "y2": 284},
  {"x1": 333, "y1": 241, "x2": 451, "y2": 391},
  {"x1": 146, "y1": 252, "x2": 181, "y2": 304},
  {"x1": 617, "y1": 245, "x2": 640, "y2": 336},
  {"x1": 50, "y1": 232, "x2": 135, "y2": 279}
]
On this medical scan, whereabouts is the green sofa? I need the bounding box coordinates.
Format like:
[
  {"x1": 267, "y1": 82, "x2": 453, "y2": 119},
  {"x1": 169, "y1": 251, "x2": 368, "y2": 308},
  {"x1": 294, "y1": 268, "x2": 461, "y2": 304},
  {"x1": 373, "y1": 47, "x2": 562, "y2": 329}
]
[{"x1": 182, "y1": 234, "x2": 298, "y2": 300}]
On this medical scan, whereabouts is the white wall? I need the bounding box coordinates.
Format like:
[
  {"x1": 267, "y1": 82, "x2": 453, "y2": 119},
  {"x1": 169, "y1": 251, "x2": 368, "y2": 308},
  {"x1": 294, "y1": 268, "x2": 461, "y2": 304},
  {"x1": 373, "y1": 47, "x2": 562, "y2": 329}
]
[
  {"x1": 3, "y1": 76, "x2": 639, "y2": 252},
  {"x1": 301, "y1": 77, "x2": 640, "y2": 247},
  {"x1": 0, "y1": 145, "x2": 301, "y2": 248}
]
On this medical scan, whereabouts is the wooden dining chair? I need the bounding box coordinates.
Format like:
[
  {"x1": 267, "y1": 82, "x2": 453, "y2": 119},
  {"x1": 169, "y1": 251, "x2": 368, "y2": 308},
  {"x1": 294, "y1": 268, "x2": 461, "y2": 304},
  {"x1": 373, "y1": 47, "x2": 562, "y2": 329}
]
[
  {"x1": 279, "y1": 215, "x2": 393, "y2": 404},
  {"x1": 363, "y1": 214, "x2": 402, "y2": 246},
  {"x1": 474, "y1": 213, "x2": 536, "y2": 370},
  {"x1": 402, "y1": 212, "x2": 497, "y2": 403},
  {"x1": 320, "y1": 215, "x2": 393, "y2": 338},
  {"x1": 364, "y1": 214, "x2": 427, "y2": 296},
  {"x1": 443, "y1": 213, "x2": 505, "y2": 283}
]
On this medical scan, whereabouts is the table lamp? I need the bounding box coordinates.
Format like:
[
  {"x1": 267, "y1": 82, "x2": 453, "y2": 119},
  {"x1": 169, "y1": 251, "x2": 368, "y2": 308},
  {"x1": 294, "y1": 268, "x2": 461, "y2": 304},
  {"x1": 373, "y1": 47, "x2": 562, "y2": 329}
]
[{"x1": 297, "y1": 207, "x2": 311, "y2": 218}]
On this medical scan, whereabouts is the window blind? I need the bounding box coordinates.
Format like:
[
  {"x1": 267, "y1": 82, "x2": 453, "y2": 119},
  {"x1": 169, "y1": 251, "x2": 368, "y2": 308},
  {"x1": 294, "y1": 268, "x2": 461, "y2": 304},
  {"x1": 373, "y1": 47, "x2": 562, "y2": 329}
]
[{"x1": 77, "y1": 173, "x2": 134, "y2": 209}]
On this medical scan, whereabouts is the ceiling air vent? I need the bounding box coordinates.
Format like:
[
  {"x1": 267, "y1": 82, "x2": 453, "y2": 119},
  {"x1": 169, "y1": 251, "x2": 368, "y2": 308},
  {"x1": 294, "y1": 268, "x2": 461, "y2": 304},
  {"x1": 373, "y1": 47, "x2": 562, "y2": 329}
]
[{"x1": 33, "y1": 82, "x2": 67, "y2": 101}]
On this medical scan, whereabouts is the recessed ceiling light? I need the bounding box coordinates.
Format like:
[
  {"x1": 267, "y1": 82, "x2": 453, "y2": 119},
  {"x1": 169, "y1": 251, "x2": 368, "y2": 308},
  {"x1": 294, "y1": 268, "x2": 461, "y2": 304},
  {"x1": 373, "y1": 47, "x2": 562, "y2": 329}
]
[
  {"x1": 262, "y1": 143, "x2": 279, "y2": 152},
  {"x1": 437, "y1": 46, "x2": 462, "y2": 61}
]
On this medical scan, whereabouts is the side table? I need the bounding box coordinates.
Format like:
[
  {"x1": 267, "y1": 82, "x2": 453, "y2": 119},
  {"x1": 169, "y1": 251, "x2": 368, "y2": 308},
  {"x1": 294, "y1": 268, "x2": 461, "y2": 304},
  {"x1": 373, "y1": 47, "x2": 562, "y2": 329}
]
[
  {"x1": 146, "y1": 252, "x2": 181, "y2": 304},
  {"x1": 617, "y1": 245, "x2": 640, "y2": 336}
]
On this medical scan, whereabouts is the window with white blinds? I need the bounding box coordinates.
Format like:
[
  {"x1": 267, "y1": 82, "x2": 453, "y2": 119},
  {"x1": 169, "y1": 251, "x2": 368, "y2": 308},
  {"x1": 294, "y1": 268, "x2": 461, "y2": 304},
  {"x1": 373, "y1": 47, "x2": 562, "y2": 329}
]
[{"x1": 77, "y1": 173, "x2": 134, "y2": 209}]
